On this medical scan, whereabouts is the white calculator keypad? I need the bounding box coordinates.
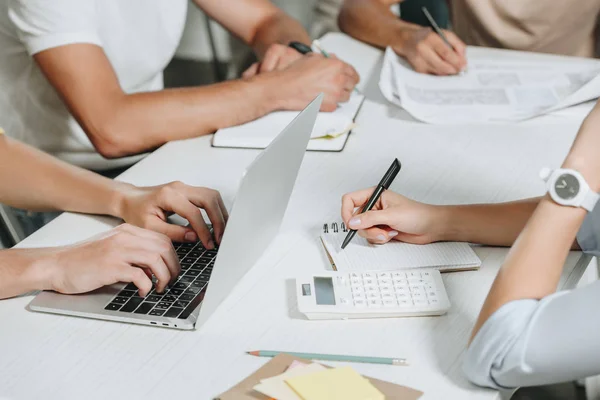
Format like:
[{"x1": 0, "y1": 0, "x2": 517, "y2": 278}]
[{"x1": 343, "y1": 271, "x2": 441, "y2": 309}]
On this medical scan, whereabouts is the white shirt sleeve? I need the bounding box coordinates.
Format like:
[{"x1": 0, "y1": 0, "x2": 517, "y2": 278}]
[
  {"x1": 577, "y1": 202, "x2": 600, "y2": 256},
  {"x1": 464, "y1": 280, "x2": 600, "y2": 389},
  {"x1": 7, "y1": 0, "x2": 101, "y2": 55}
]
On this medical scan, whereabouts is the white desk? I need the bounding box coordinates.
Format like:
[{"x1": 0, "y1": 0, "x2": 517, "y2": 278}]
[{"x1": 0, "y1": 34, "x2": 594, "y2": 400}]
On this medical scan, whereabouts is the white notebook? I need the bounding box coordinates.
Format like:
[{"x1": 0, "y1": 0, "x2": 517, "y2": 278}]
[
  {"x1": 212, "y1": 92, "x2": 364, "y2": 152},
  {"x1": 320, "y1": 222, "x2": 481, "y2": 272}
]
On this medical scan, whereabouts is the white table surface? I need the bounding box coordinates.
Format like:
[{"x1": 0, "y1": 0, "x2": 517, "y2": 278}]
[{"x1": 0, "y1": 33, "x2": 595, "y2": 400}]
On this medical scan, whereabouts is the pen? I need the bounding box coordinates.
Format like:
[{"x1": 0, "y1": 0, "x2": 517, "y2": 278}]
[
  {"x1": 341, "y1": 158, "x2": 401, "y2": 250},
  {"x1": 421, "y1": 7, "x2": 454, "y2": 51},
  {"x1": 288, "y1": 40, "x2": 360, "y2": 94},
  {"x1": 247, "y1": 350, "x2": 408, "y2": 366}
]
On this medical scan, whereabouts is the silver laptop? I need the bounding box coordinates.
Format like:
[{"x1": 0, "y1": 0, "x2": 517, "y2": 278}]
[{"x1": 29, "y1": 94, "x2": 323, "y2": 330}]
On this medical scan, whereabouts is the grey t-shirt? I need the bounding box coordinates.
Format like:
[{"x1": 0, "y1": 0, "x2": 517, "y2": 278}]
[{"x1": 464, "y1": 204, "x2": 600, "y2": 389}]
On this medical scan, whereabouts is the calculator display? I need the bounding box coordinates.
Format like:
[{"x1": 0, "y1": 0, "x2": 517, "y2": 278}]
[{"x1": 314, "y1": 277, "x2": 336, "y2": 305}]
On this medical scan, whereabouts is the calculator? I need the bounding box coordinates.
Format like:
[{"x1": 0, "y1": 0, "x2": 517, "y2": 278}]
[{"x1": 296, "y1": 269, "x2": 450, "y2": 320}]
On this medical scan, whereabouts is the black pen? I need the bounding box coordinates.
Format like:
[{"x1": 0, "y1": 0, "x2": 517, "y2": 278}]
[
  {"x1": 421, "y1": 7, "x2": 454, "y2": 51},
  {"x1": 341, "y1": 159, "x2": 402, "y2": 250}
]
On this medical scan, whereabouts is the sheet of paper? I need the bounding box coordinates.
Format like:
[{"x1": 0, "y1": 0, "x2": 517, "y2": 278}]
[
  {"x1": 215, "y1": 354, "x2": 423, "y2": 400},
  {"x1": 253, "y1": 363, "x2": 326, "y2": 400},
  {"x1": 380, "y1": 47, "x2": 600, "y2": 124},
  {"x1": 321, "y1": 233, "x2": 481, "y2": 272},
  {"x1": 213, "y1": 92, "x2": 364, "y2": 149},
  {"x1": 285, "y1": 366, "x2": 384, "y2": 400}
]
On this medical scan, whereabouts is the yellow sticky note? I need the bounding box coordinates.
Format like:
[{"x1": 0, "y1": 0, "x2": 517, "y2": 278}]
[
  {"x1": 0, "y1": 127, "x2": 4, "y2": 135},
  {"x1": 254, "y1": 363, "x2": 326, "y2": 400},
  {"x1": 285, "y1": 366, "x2": 384, "y2": 400}
]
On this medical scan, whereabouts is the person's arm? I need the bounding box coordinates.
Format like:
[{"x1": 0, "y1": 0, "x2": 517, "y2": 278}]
[
  {"x1": 339, "y1": 0, "x2": 467, "y2": 75},
  {"x1": 194, "y1": 0, "x2": 310, "y2": 60},
  {"x1": 0, "y1": 224, "x2": 180, "y2": 300},
  {"x1": 341, "y1": 189, "x2": 557, "y2": 247},
  {"x1": 0, "y1": 134, "x2": 227, "y2": 247},
  {"x1": 463, "y1": 102, "x2": 600, "y2": 388}
]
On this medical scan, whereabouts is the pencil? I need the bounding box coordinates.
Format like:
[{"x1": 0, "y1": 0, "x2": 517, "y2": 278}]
[{"x1": 247, "y1": 350, "x2": 408, "y2": 366}]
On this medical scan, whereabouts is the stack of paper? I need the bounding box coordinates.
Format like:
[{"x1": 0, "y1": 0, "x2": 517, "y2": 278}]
[
  {"x1": 380, "y1": 47, "x2": 600, "y2": 124},
  {"x1": 254, "y1": 364, "x2": 384, "y2": 400},
  {"x1": 216, "y1": 354, "x2": 423, "y2": 399},
  {"x1": 212, "y1": 92, "x2": 364, "y2": 152}
]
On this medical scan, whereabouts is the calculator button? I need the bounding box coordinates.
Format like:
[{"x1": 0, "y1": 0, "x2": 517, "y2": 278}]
[
  {"x1": 350, "y1": 272, "x2": 361, "y2": 279},
  {"x1": 354, "y1": 299, "x2": 367, "y2": 308},
  {"x1": 379, "y1": 284, "x2": 393, "y2": 293},
  {"x1": 378, "y1": 278, "x2": 392, "y2": 286},
  {"x1": 377, "y1": 272, "x2": 391, "y2": 280},
  {"x1": 362, "y1": 272, "x2": 375, "y2": 279},
  {"x1": 427, "y1": 291, "x2": 438, "y2": 299},
  {"x1": 352, "y1": 293, "x2": 366, "y2": 301},
  {"x1": 414, "y1": 299, "x2": 429, "y2": 306},
  {"x1": 425, "y1": 284, "x2": 436, "y2": 291},
  {"x1": 392, "y1": 272, "x2": 406, "y2": 279},
  {"x1": 422, "y1": 271, "x2": 432, "y2": 278},
  {"x1": 393, "y1": 279, "x2": 408, "y2": 287},
  {"x1": 411, "y1": 292, "x2": 424, "y2": 299},
  {"x1": 336, "y1": 276, "x2": 347, "y2": 286},
  {"x1": 410, "y1": 285, "x2": 424, "y2": 293},
  {"x1": 408, "y1": 272, "x2": 421, "y2": 278},
  {"x1": 350, "y1": 277, "x2": 362, "y2": 285},
  {"x1": 383, "y1": 299, "x2": 397, "y2": 307},
  {"x1": 398, "y1": 299, "x2": 413, "y2": 307},
  {"x1": 339, "y1": 297, "x2": 350, "y2": 305},
  {"x1": 365, "y1": 285, "x2": 378, "y2": 293},
  {"x1": 381, "y1": 293, "x2": 394, "y2": 301},
  {"x1": 368, "y1": 299, "x2": 382, "y2": 308},
  {"x1": 363, "y1": 278, "x2": 375, "y2": 285},
  {"x1": 366, "y1": 292, "x2": 380, "y2": 300},
  {"x1": 395, "y1": 292, "x2": 409, "y2": 300},
  {"x1": 429, "y1": 298, "x2": 439, "y2": 305},
  {"x1": 351, "y1": 285, "x2": 364, "y2": 293}
]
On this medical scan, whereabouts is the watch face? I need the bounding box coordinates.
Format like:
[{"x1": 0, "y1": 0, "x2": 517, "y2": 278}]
[{"x1": 555, "y1": 173, "x2": 580, "y2": 200}]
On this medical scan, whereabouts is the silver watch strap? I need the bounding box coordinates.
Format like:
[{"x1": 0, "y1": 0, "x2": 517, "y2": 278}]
[{"x1": 582, "y1": 190, "x2": 600, "y2": 212}]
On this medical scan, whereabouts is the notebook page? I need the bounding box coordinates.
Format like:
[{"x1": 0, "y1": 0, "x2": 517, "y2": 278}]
[
  {"x1": 321, "y1": 233, "x2": 481, "y2": 272},
  {"x1": 213, "y1": 92, "x2": 364, "y2": 149}
]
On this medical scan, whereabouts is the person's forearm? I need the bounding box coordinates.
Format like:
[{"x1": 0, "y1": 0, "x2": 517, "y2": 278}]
[
  {"x1": 0, "y1": 248, "x2": 52, "y2": 299},
  {"x1": 437, "y1": 198, "x2": 581, "y2": 249},
  {"x1": 0, "y1": 135, "x2": 131, "y2": 216},
  {"x1": 251, "y1": 11, "x2": 310, "y2": 58},
  {"x1": 470, "y1": 197, "x2": 587, "y2": 342},
  {"x1": 338, "y1": 0, "x2": 420, "y2": 55},
  {"x1": 94, "y1": 75, "x2": 280, "y2": 158}
]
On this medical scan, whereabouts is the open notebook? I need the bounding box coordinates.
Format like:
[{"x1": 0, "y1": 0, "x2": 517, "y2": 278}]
[
  {"x1": 320, "y1": 223, "x2": 481, "y2": 272},
  {"x1": 212, "y1": 92, "x2": 364, "y2": 152}
]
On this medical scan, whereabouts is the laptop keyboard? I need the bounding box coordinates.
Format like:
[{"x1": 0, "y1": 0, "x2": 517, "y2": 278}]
[{"x1": 104, "y1": 242, "x2": 217, "y2": 319}]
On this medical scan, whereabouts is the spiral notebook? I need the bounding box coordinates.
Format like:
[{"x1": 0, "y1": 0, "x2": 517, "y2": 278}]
[{"x1": 320, "y1": 222, "x2": 481, "y2": 272}]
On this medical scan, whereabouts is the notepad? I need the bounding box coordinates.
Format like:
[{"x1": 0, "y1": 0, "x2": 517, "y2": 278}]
[
  {"x1": 254, "y1": 363, "x2": 326, "y2": 400},
  {"x1": 212, "y1": 92, "x2": 364, "y2": 152},
  {"x1": 321, "y1": 223, "x2": 481, "y2": 272},
  {"x1": 285, "y1": 366, "x2": 384, "y2": 400}
]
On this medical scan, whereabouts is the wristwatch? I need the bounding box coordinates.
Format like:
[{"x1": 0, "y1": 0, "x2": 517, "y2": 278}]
[{"x1": 540, "y1": 167, "x2": 600, "y2": 212}]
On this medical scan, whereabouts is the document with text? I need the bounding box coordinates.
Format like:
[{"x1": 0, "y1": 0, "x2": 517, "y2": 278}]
[{"x1": 380, "y1": 47, "x2": 600, "y2": 124}]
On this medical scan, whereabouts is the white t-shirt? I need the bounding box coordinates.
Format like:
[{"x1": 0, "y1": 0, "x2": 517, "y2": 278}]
[{"x1": 0, "y1": 0, "x2": 188, "y2": 170}]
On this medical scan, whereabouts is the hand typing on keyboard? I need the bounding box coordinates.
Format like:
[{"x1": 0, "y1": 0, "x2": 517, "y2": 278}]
[
  {"x1": 37, "y1": 224, "x2": 180, "y2": 297},
  {"x1": 115, "y1": 182, "x2": 229, "y2": 249}
]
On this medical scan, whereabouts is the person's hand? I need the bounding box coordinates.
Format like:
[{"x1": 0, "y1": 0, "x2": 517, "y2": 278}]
[
  {"x1": 270, "y1": 53, "x2": 360, "y2": 112},
  {"x1": 562, "y1": 103, "x2": 600, "y2": 191},
  {"x1": 43, "y1": 224, "x2": 180, "y2": 296},
  {"x1": 341, "y1": 188, "x2": 447, "y2": 245},
  {"x1": 242, "y1": 43, "x2": 304, "y2": 78},
  {"x1": 116, "y1": 182, "x2": 228, "y2": 250},
  {"x1": 395, "y1": 27, "x2": 467, "y2": 76}
]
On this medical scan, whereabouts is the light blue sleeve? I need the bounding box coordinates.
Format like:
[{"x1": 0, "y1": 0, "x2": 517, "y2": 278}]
[
  {"x1": 464, "y1": 280, "x2": 600, "y2": 389},
  {"x1": 577, "y1": 202, "x2": 600, "y2": 256}
]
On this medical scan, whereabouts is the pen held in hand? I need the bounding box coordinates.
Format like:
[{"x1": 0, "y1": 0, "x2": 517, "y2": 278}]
[
  {"x1": 341, "y1": 158, "x2": 402, "y2": 250},
  {"x1": 421, "y1": 7, "x2": 454, "y2": 51}
]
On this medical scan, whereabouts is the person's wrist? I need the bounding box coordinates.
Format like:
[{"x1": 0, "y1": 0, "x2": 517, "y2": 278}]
[
  {"x1": 392, "y1": 25, "x2": 421, "y2": 56},
  {"x1": 431, "y1": 205, "x2": 459, "y2": 242},
  {"x1": 109, "y1": 182, "x2": 136, "y2": 220},
  {"x1": 562, "y1": 156, "x2": 600, "y2": 193},
  {"x1": 22, "y1": 250, "x2": 57, "y2": 292},
  {"x1": 247, "y1": 73, "x2": 286, "y2": 112}
]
